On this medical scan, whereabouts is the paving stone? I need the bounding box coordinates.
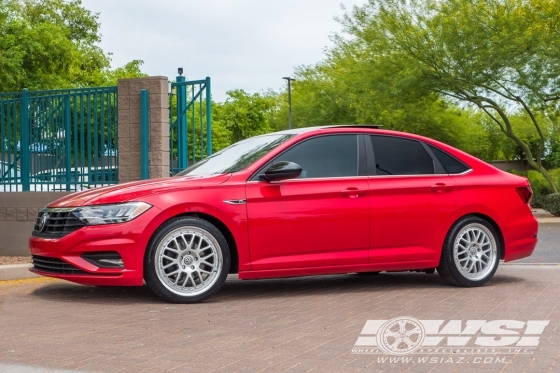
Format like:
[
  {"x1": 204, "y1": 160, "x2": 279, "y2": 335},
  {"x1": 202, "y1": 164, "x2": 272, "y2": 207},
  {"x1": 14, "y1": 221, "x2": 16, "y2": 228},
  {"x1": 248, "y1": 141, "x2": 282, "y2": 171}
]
[{"x1": 0, "y1": 266, "x2": 558, "y2": 372}]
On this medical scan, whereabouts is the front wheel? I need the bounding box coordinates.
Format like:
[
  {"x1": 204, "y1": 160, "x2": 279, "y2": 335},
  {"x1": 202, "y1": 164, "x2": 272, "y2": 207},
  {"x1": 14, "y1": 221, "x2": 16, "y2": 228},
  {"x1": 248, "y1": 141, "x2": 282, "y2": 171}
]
[
  {"x1": 144, "y1": 217, "x2": 230, "y2": 303},
  {"x1": 437, "y1": 216, "x2": 500, "y2": 287}
]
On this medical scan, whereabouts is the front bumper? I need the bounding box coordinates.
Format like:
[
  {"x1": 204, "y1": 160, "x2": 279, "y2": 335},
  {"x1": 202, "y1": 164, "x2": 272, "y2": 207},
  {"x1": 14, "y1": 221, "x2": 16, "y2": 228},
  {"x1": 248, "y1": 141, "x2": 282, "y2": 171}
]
[{"x1": 29, "y1": 206, "x2": 161, "y2": 286}]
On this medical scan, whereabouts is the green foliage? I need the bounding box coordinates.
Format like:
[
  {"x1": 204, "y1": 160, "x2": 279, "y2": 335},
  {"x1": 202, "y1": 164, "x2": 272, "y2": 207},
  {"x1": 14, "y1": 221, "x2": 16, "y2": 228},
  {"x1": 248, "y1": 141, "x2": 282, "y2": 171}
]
[
  {"x1": 0, "y1": 0, "x2": 145, "y2": 92},
  {"x1": 323, "y1": 0, "x2": 560, "y2": 192},
  {"x1": 525, "y1": 168, "x2": 560, "y2": 196},
  {"x1": 213, "y1": 90, "x2": 278, "y2": 147},
  {"x1": 531, "y1": 195, "x2": 544, "y2": 209},
  {"x1": 540, "y1": 193, "x2": 560, "y2": 216},
  {"x1": 527, "y1": 170, "x2": 551, "y2": 197}
]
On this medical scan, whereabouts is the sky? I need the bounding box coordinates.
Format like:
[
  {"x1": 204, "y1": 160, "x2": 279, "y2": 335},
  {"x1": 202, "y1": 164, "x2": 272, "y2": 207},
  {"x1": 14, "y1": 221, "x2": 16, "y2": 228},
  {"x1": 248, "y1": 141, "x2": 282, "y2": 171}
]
[{"x1": 80, "y1": 0, "x2": 367, "y2": 102}]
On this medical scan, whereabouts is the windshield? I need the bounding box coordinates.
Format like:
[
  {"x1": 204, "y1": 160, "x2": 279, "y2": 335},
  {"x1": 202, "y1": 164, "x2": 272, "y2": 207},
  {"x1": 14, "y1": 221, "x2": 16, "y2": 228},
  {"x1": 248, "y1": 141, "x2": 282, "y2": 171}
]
[{"x1": 176, "y1": 134, "x2": 294, "y2": 176}]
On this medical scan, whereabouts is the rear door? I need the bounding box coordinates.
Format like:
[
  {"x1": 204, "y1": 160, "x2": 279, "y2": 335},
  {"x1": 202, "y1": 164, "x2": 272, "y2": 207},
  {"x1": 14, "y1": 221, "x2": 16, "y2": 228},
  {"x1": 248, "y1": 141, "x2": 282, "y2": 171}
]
[
  {"x1": 367, "y1": 135, "x2": 460, "y2": 264},
  {"x1": 246, "y1": 134, "x2": 370, "y2": 270}
]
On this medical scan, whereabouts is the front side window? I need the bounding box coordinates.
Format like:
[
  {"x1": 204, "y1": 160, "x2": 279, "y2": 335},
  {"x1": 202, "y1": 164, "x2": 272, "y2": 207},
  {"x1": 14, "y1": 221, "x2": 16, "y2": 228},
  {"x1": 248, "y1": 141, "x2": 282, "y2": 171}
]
[
  {"x1": 370, "y1": 136, "x2": 435, "y2": 175},
  {"x1": 273, "y1": 135, "x2": 358, "y2": 178},
  {"x1": 177, "y1": 134, "x2": 294, "y2": 176}
]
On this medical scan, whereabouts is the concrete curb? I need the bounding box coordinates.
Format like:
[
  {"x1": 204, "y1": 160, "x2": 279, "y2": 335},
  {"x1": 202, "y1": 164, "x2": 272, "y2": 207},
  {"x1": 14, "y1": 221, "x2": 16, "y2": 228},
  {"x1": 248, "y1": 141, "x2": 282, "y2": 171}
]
[
  {"x1": 0, "y1": 263, "x2": 39, "y2": 281},
  {"x1": 537, "y1": 217, "x2": 560, "y2": 223}
]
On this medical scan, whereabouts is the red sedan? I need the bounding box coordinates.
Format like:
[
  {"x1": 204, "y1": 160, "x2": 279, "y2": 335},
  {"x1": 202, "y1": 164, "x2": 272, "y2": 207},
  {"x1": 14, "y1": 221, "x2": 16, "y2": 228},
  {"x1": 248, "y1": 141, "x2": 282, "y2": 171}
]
[{"x1": 29, "y1": 126, "x2": 538, "y2": 303}]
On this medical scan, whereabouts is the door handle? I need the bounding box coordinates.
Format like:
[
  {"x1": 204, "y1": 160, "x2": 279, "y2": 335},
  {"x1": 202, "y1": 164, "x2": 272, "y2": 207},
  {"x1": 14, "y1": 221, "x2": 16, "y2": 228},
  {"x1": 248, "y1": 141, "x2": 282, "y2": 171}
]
[
  {"x1": 431, "y1": 183, "x2": 454, "y2": 193},
  {"x1": 341, "y1": 188, "x2": 366, "y2": 198}
]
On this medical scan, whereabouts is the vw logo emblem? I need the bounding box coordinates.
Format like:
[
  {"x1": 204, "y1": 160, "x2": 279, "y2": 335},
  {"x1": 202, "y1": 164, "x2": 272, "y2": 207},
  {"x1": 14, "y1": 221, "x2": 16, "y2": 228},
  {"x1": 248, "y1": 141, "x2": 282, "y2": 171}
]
[{"x1": 38, "y1": 213, "x2": 49, "y2": 232}]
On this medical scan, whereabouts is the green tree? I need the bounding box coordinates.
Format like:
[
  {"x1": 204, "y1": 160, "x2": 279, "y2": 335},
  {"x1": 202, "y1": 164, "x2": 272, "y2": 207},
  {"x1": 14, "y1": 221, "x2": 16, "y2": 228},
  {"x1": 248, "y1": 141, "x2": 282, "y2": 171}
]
[
  {"x1": 337, "y1": 0, "x2": 559, "y2": 192},
  {"x1": 0, "y1": 0, "x2": 144, "y2": 92},
  {"x1": 213, "y1": 89, "x2": 278, "y2": 146}
]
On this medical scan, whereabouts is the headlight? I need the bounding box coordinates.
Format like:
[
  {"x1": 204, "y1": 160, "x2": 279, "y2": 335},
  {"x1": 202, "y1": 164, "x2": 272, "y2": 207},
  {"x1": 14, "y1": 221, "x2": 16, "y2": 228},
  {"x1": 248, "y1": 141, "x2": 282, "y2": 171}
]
[{"x1": 74, "y1": 202, "x2": 151, "y2": 225}]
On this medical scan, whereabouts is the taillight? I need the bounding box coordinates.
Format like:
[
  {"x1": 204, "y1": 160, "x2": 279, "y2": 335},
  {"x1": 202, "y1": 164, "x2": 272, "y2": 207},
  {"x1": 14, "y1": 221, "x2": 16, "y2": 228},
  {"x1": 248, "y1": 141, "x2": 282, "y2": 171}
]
[{"x1": 516, "y1": 186, "x2": 533, "y2": 204}]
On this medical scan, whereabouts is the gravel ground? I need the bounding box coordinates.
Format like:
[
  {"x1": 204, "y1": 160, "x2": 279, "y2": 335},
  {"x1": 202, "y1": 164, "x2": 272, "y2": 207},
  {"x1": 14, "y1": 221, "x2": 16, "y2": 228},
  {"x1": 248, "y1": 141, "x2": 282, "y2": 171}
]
[{"x1": 0, "y1": 256, "x2": 32, "y2": 265}]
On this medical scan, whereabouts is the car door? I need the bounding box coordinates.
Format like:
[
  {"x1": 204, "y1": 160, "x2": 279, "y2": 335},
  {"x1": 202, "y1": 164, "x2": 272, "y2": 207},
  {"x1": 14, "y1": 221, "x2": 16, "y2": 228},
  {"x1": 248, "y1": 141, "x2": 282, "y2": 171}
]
[
  {"x1": 367, "y1": 135, "x2": 460, "y2": 264},
  {"x1": 246, "y1": 134, "x2": 370, "y2": 270}
]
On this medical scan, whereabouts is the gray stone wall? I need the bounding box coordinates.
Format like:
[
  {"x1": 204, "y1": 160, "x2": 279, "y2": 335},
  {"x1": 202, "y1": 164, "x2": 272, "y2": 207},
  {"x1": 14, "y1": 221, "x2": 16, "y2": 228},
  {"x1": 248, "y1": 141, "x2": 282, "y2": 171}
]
[{"x1": 0, "y1": 192, "x2": 71, "y2": 256}]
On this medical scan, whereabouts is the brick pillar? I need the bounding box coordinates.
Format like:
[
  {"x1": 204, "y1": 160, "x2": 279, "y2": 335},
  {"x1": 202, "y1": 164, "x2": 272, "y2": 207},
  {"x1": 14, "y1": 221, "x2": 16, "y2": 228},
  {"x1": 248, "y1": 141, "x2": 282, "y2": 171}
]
[{"x1": 117, "y1": 76, "x2": 170, "y2": 183}]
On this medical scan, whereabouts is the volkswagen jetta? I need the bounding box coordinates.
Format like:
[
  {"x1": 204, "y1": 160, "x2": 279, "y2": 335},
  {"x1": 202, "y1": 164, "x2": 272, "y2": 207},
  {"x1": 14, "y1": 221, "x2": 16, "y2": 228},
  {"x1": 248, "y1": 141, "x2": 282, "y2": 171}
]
[{"x1": 29, "y1": 126, "x2": 538, "y2": 303}]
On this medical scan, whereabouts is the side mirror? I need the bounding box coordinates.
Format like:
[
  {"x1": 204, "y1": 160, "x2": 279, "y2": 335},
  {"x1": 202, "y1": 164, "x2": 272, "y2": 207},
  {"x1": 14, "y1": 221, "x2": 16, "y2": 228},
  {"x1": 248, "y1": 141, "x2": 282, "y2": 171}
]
[{"x1": 259, "y1": 161, "x2": 302, "y2": 182}]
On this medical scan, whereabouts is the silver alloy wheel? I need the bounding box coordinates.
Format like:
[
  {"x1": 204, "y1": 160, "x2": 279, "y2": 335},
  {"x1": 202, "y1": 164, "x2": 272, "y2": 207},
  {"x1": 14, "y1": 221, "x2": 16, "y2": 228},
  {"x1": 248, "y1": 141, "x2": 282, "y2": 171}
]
[
  {"x1": 155, "y1": 226, "x2": 223, "y2": 297},
  {"x1": 453, "y1": 223, "x2": 497, "y2": 281}
]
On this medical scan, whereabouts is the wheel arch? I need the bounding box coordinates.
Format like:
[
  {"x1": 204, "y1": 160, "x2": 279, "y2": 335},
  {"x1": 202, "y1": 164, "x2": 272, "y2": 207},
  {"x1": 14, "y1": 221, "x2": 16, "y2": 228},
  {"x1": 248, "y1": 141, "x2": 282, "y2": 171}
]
[
  {"x1": 445, "y1": 212, "x2": 505, "y2": 260},
  {"x1": 145, "y1": 211, "x2": 239, "y2": 274},
  {"x1": 469, "y1": 213, "x2": 505, "y2": 260}
]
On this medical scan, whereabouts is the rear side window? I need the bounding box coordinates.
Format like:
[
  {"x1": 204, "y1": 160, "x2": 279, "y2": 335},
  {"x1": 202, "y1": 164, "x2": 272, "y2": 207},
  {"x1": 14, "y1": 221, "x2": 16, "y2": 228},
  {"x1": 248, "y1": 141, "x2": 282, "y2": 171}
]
[
  {"x1": 275, "y1": 135, "x2": 358, "y2": 178},
  {"x1": 428, "y1": 145, "x2": 470, "y2": 174},
  {"x1": 370, "y1": 136, "x2": 434, "y2": 175}
]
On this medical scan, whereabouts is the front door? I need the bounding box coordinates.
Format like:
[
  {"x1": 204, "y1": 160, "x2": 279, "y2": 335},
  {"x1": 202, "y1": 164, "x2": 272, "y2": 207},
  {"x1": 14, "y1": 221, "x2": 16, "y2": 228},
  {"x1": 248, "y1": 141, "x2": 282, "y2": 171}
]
[{"x1": 246, "y1": 134, "x2": 370, "y2": 270}]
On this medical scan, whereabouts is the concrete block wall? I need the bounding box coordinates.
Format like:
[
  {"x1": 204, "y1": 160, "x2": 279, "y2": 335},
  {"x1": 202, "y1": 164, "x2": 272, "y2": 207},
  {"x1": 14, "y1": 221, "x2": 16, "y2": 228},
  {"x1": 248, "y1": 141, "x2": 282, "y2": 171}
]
[
  {"x1": 117, "y1": 76, "x2": 170, "y2": 182},
  {"x1": 0, "y1": 192, "x2": 71, "y2": 256}
]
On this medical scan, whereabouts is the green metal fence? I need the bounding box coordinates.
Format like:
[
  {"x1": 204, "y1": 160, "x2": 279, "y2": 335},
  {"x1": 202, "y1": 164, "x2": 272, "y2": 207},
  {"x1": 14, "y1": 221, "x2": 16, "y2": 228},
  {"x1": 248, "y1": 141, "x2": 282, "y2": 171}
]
[
  {"x1": 169, "y1": 76, "x2": 212, "y2": 175},
  {"x1": 0, "y1": 86, "x2": 118, "y2": 192}
]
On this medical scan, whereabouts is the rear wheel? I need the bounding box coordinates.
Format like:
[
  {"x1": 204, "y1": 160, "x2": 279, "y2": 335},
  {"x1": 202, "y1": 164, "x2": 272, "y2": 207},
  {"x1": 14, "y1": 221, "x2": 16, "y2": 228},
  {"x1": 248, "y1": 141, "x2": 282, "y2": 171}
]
[
  {"x1": 144, "y1": 217, "x2": 230, "y2": 303},
  {"x1": 437, "y1": 216, "x2": 500, "y2": 287}
]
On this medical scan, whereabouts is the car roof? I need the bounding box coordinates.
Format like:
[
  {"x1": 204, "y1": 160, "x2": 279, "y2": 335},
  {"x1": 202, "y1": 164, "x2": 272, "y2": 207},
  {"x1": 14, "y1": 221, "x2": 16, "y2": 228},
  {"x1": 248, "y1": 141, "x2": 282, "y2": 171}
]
[{"x1": 271, "y1": 125, "x2": 383, "y2": 136}]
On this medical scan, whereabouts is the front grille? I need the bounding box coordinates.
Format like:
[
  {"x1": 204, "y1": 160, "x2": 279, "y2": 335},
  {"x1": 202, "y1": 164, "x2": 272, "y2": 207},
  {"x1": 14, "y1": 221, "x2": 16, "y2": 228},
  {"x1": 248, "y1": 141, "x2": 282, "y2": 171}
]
[
  {"x1": 32, "y1": 255, "x2": 86, "y2": 275},
  {"x1": 32, "y1": 210, "x2": 85, "y2": 238}
]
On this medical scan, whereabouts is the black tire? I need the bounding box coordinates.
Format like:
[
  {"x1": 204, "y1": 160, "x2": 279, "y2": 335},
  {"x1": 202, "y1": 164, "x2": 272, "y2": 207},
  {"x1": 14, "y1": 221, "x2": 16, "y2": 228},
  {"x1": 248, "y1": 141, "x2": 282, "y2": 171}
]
[
  {"x1": 144, "y1": 216, "x2": 230, "y2": 303},
  {"x1": 437, "y1": 216, "x2": 500, "y2": 287}
]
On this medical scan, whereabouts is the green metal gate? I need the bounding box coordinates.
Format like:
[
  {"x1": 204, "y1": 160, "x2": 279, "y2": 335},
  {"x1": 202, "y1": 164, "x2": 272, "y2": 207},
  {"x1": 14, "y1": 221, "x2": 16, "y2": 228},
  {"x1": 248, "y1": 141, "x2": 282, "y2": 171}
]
[
  {"x1": 0, "y1": 86, "x2": 118, "y2": 192},
  {"x1": 169, "y1": 76, "x2": 212, "y2": 175}
]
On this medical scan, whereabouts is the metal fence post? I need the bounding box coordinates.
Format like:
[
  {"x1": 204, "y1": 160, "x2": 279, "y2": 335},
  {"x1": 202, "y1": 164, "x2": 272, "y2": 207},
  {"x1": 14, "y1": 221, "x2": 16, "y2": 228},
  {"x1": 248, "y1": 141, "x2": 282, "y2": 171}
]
[
  {"x1": 176, "y1": 75, "x2": 187, "y2": 169},
  {"x1": 20, "y1": 88, "x2": 30, "y2": 191},
  {"x1": 63, "y1": 94, "x2": 71, "y2": 191},
  {"x1": 140, "y1": 89, "x2": 149, "y2": 179},
  {"x1": 205, "y1": 77, "x2": 212, "y2": 156}
]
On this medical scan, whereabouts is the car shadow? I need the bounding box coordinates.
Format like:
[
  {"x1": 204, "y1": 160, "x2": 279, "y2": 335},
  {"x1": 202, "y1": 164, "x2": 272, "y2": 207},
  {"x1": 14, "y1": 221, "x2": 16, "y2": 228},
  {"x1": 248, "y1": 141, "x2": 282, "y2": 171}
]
[{"x1": 29, "y1": 271, "x2": 525, "y2": 305}]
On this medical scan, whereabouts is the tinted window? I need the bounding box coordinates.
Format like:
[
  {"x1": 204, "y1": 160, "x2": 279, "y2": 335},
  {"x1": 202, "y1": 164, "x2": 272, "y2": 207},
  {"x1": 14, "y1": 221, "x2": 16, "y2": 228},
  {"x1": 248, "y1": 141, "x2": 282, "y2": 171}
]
[
  {"x1": 429, "y1": 145, "x2": 470, "y2": 174},
  {"x1": 275, "y1": 135, "x2": 358, "y2": 178},
  {"x1": 370, "y1": 136, "x2": 434, "y2": 175}
]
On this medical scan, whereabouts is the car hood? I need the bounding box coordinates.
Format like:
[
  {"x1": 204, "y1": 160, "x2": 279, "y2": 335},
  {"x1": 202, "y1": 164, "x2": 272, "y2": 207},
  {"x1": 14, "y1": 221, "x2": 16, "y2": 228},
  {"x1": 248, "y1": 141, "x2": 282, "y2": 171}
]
[{"x1": 48, "y1": 174, "x2": 232, "y2": 207}]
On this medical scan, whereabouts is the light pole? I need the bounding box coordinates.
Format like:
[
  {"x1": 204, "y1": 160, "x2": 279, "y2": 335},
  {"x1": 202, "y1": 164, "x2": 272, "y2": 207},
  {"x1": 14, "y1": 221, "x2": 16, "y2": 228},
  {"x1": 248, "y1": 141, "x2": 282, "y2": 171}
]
[{"x1": 282, "y1": 77, "x2": 295, "y2": 129}]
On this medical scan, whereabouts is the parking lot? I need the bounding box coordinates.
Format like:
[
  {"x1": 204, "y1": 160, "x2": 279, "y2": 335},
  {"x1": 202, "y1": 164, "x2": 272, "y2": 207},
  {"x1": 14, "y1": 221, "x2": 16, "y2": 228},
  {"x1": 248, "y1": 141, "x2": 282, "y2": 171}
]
[{"x1": 0, "y1": 263, "x2": 559, "y2": 373}]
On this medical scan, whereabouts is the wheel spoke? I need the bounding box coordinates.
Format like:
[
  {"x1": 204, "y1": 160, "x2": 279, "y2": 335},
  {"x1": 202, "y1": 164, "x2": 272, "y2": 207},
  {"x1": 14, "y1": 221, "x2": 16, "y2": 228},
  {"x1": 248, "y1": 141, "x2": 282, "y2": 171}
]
[
  {"x1": 403, "y1": 337, "x2": 415, "y2": 347},
  {"x1": 154, "y1": 226, "x2": 223, "y2": 297},
  {"x1": 453, "y1": 223, "x2": 498, "y2": 280},
  {"x1": 385, "y1": 331, "x2": 401, "y2": 338},
  {"x1": 388, "y1": 337, "x2": 403, "y2": 349}
]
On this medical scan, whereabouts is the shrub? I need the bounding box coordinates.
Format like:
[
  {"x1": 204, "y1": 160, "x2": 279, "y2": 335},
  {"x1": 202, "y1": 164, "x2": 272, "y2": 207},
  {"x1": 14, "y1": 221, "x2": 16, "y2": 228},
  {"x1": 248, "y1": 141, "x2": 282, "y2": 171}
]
[
  {"x1": 531, "y1": 194, "x2": 544, "y2": 209},
  {"x1": 508, "y1": 169, "x2": 526, "y2": 177},
  {"x1": 527, "y1": 170, "x2": 552, "y2": 196},
  {"x1": 549, "y1": 168, "x2": 560, "y2": 190},
  {"x1": 541, "y1": 193, "x2": 560, "y2": 216}
]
